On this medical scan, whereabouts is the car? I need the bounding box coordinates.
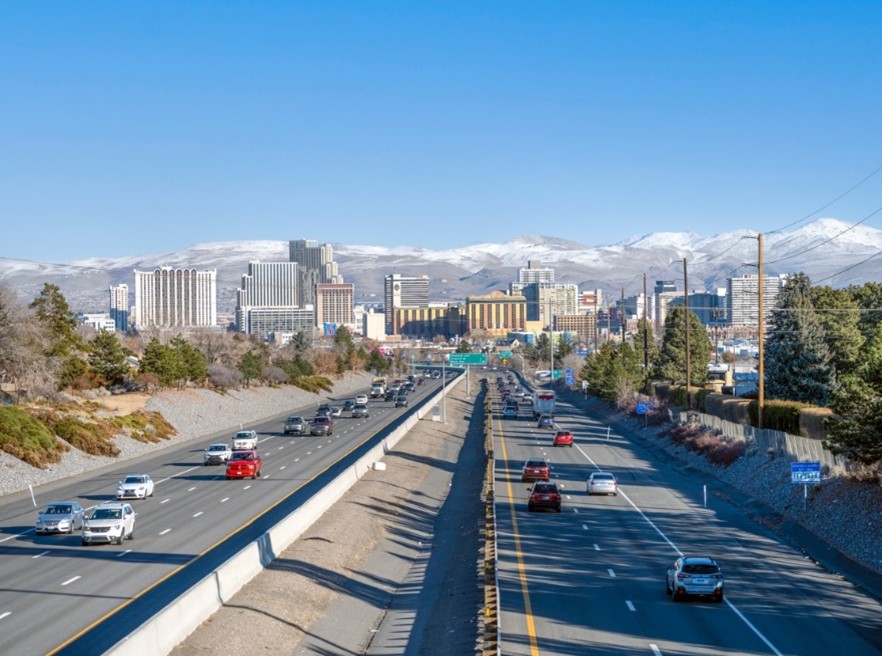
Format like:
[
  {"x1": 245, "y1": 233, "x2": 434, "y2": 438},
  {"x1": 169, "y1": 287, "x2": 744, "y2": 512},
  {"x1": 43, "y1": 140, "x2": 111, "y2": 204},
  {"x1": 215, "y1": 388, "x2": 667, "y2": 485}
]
[
  {"x1": 330, "y1": 406, "x2": 343, "y2": 418},
  {"x1": 527, "y1": 481, "x2": 562, "y2": 513},
  {"x1": 384, "y1": 389, "x2": 397, "y2": 401},
  {"x1": 417, "y1": 378, "x2": 424, "y2": 386},
  {"x1": 502, "y1": 405, "x2": 518, "y2": 419},
  {"x1": 553, "y1": 430, "x2": 574, "y2": 447},
  {"x1": 116, "y1": 474, "x2": 154, "y2": 500},
  {"x1": 521, "y1": 457, "x2": 551, "y2": 482},
  {"x1": 403, "y1": 381, "x2": 415, "y2": 392},
  {"x1": 355, "y1": 393, "x2": 369, "y2": 405},
  {"x1": 81, "y1": 502, "x2": 135, "y2": 545},
  {"x1": 233, "y1": 429, "x2": 258, "y2": 450},
  {"x1": 665, "y1": 556, "x2": 724, "y2": 602},
  {"x1": 351, "y1": 403, "x2": 370, "y2": 418},
  {"x1": 283, "y1": 416, "x2": 308, "y2": 435},
  {"x1": 395, "y1": 394, "x2": 409, "y2": 407},
  {"x1": 316, "y1": 404, "x2": 332, "y2": 417},
  {"x1": 204, "y1": 443, "x2": 233, "y2": 465},
  {"x1": 537, "y1": 414, "x2": 555, "y2": 429},
  {"x1": 310, "y1": 416, "x2": 334, "y2": 435},
  {"x1": 225, "y1": 450, "x2": 263, "y2": 479},
  {"x1": 587, "y1": 471, "x2": 618, "y2": 495},
  {"x1": 342, "y1": 399, "x2": 356, "y2": 412},
  {"x1": 35, "y1": 501, "x2": 85, "y2": 535}
]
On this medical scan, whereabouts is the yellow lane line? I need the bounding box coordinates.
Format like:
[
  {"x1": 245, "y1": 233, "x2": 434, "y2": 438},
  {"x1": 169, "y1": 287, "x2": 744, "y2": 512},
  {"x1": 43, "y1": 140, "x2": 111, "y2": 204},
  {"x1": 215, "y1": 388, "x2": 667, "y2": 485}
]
[{"x1": 497, "y1": 410, "x2": 541, "y2": 656}]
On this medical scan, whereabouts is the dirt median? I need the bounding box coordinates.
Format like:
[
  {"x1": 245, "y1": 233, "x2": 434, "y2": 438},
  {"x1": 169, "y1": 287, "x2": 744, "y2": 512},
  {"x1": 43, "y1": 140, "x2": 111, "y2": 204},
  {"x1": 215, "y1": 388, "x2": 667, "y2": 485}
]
[{"x1": 172, "y1": 380, "x2": 486, "y2": 655}]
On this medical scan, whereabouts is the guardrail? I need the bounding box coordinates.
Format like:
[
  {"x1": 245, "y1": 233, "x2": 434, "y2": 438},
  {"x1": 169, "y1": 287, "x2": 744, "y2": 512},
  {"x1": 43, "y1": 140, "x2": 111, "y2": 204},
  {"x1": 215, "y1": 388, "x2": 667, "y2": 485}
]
[
  {"x1": 482, "y1": 379, "x2": 500, "y2": 656},
  {"x1": 55, "y1": 376, "x2": 463, "y2": 656}
]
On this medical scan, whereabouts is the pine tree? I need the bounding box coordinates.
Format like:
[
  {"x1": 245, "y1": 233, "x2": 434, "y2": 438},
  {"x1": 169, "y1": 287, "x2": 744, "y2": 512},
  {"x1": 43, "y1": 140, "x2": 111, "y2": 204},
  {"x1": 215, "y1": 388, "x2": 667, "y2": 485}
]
[
  {"x1": 764, "y1": 273, "x2": 835, "y2": 406},
  {"x1": 29, "y1": 283, "x2": 80, "y2": 357},
  {"x1": 88, "y1": 330, "x2": 129, "y2": 386},
  {"x1": 810, "y1": 285, "x2": 863, "y2": 377},
  {"x1": 655, "y1": 307, "x2": 712, "y2": 386}
]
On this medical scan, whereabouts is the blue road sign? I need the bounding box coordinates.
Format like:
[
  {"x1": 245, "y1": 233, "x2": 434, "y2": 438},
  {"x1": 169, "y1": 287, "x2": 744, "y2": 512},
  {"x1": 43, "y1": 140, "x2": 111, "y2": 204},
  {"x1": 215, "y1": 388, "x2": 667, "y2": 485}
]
[
  {"x1": 636, "y1": 402, "x2": 653, "y2": 415},
  {"x1": 791, "y1": 461, "x2": 821, "y2": 483}
]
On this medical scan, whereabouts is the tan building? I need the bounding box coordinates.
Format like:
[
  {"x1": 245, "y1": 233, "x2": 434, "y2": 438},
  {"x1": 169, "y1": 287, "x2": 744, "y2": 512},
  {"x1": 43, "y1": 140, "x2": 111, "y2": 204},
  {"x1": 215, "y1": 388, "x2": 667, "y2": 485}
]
[
  {"x1": 316, "y1": 283, "x2": 355, "y2": 328},
  {"x1": 554, "y1": 313, "x2": 598, "y2": 344},
  {"x1": 465, "y1": 291, "x2": 526, "y2": 335},
  {"x1": 392, "y1": 305, "x2": 465, "y2": 339}
]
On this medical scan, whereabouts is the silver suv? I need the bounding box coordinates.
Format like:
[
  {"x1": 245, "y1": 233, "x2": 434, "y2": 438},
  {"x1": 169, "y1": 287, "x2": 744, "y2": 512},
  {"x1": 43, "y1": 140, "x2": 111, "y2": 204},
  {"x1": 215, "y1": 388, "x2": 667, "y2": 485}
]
[
  {"x1": 666, "y1": 556, "x2": 724, "y2": 602},
  {"x1": 284, "y1": 416, "x2": 308, "y2": 435}
]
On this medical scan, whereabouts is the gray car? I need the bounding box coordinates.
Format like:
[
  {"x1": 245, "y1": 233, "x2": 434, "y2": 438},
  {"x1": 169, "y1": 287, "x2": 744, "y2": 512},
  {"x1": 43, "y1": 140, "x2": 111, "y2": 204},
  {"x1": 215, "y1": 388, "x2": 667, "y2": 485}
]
[
  {"x1": 351, "y1": 403, "x2": 370, "y2": 418},
  {"x1": 284, "y1": 416, "x2": 308, "y2": 435},
  {"x1": 666, "y1": 556, "x2": 724, "y2": 602},
  {"x1": 36, "y1": 501, "x2": 85, "y2": 535}
]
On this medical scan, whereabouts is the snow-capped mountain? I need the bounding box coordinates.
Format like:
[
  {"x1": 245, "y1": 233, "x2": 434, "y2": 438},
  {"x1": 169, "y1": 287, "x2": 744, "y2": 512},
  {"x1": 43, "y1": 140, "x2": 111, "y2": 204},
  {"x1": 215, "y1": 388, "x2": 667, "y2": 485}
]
[{"x1": 1, "y1": 218, "x2": 880, "y2": 314}]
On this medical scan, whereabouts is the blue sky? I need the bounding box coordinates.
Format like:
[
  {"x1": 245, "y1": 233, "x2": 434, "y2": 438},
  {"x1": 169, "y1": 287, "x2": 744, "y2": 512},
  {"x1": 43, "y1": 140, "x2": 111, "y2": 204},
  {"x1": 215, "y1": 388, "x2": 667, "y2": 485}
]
[{"x1": 2, "y1": 1, "x2": 881, "y2": 262}]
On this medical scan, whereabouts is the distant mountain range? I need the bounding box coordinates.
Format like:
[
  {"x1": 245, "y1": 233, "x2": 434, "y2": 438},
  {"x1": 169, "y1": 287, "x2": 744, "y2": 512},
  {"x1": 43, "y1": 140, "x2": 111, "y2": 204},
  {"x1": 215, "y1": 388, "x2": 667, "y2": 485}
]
[{"x1": 2, "y1": 218, "x2": 881, "y2": 316}]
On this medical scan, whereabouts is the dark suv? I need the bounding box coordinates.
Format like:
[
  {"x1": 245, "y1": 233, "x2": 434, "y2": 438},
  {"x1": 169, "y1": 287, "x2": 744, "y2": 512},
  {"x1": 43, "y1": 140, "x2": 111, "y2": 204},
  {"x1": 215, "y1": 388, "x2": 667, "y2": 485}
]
[
  {"x1": 310, "y1": 416, "x2": 333, "y2": 436},
  {"x1": 528, "y1": 481, "x2": 562, "y2": 513}
]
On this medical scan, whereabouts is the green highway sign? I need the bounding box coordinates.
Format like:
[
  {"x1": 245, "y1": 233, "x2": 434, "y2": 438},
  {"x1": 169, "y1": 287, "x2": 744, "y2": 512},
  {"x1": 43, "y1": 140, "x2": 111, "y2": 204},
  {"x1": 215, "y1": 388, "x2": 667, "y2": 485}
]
[
  {"x1": 498, "y1": 350, "x2": 512, "y2": 359},
  {"x1": 449, "y1": 353, "x2": 487, "y2": 365}
]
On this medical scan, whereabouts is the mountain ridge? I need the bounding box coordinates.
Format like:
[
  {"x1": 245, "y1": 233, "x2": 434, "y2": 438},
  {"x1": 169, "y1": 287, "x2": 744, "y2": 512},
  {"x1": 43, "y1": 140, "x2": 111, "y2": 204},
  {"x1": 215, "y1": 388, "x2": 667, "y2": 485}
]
[{"x1": 2, "y1": 218, "x2": 880, "y2": 314}]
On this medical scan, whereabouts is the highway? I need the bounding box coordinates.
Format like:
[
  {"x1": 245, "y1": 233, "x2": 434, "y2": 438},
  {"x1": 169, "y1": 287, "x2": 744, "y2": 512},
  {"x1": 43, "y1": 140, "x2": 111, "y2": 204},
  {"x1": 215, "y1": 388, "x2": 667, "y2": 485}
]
[
  {"x1": 491, "y1": 384, "x2": 882, "y2": 656},
  {"x1": 0, "y1": 378, "x2": 443, "y2": 656}
]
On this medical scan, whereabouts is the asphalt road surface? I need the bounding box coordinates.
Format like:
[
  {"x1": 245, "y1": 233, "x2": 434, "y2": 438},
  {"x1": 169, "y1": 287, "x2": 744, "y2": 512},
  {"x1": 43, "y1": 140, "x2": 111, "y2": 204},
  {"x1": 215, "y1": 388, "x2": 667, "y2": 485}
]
[{"x1": 492, "y1": 387, "x2": 882, "y2": 656}]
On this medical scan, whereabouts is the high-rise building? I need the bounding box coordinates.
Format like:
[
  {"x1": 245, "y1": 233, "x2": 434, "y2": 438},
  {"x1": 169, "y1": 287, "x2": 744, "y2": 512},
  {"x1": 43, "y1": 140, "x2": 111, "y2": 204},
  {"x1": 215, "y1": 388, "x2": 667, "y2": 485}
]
[
  {"x1": 133, "y1": 267, "x2": 217, "y2": 330},
  {"x1": 520, "y1": 282, "x2": 579, "y2": 325},
  {"x1": 288, "y1": 239, "x2": 343, "y2": 306},
  {"x1": 518, "y1": 260, "x2": 555, "y2": 284},
  {"x1": 109, "y1": 284, "x2": 129, "y2": 332},
  {"x1": 235, "y1": 261, "x2": 300, "y2": 332},
  {"x1": 393, "y1": 304, "x2": 466, "y2": 339},
  {"x1": 727, "y1": 274, "x2": 786, "y2": 327},
  {"x1": 384, "y1": 274, "x2": 430, "y2": 333},
  {"x1": 245, "y1": 306, "x2": 315, "y2": 340},
  {"x1": 316, "y1": 283, "x2": 355, "y2": 328}
]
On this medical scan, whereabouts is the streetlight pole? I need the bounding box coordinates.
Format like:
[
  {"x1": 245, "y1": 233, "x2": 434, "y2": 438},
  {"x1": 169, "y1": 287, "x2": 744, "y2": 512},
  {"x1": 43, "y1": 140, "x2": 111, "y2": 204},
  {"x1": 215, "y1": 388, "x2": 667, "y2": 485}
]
[
  {"x1": 757, "y1": 233, "x2": 765, "y2": 429},
  {"x1": 684, "y1": 258, "x2": 690, "y2": 409}
]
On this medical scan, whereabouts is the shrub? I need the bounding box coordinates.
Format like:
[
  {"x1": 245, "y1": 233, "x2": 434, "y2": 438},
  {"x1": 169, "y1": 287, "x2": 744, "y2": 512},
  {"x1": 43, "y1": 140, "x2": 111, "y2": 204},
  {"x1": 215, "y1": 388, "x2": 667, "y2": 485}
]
[
  {"x1": 0, "y1": 406, "x2": 66, "y2": 468},
  {"x1": 111, "y1": 410, "x2": 176, "y2": 444},
  {"x1": 49, "y1": 416, "x2": 119, "y2": 457}
]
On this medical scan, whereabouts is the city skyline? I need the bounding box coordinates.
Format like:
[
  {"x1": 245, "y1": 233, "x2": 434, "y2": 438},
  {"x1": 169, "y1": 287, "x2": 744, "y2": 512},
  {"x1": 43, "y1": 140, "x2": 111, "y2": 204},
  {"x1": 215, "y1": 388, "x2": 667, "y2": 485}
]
[{"x1": 2, "y1": 3, "x2": 882, "y2": 262}]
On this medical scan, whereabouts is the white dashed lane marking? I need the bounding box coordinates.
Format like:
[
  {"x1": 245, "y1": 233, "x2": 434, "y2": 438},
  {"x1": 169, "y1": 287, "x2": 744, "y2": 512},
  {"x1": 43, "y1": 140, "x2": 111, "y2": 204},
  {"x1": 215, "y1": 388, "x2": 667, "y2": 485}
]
[
  {"x1": 159, "y1": 529, "x2": 171, "y2": 535},
  {"x1": 32, "y1": 550, "x2": 50, "y2": 559},
  {"x1": 61, "y1": 576, "x2": 81, "y2": 586}
]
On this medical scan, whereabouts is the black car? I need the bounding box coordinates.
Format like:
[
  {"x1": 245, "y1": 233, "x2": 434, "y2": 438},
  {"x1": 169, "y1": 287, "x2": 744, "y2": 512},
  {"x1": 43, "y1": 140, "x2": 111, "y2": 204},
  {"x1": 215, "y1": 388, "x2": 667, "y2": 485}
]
[{"x1": 384, "y1": 389, "x2": 396, "y2": 401}]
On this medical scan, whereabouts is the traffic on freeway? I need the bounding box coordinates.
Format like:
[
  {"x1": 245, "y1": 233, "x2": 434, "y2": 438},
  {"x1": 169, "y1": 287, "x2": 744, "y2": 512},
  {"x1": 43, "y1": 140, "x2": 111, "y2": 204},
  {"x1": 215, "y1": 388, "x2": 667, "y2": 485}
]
[
  {"x1": 0, "y1": 375, "x2": 445, "y2": 656},
  {"x1": 491, "y1": 375, "x2": 882, "y2": 656}
]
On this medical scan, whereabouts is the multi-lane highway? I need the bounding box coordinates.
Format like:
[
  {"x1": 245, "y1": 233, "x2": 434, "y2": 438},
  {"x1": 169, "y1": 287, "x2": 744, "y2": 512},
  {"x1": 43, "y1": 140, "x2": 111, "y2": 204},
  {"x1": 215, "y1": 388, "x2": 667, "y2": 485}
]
[
  {"x1": 0, "y1": 379, "x2": 443, "y2": 656},
  {"x1": 492, "y1": 383, "x2": 882, "y2": 655}
]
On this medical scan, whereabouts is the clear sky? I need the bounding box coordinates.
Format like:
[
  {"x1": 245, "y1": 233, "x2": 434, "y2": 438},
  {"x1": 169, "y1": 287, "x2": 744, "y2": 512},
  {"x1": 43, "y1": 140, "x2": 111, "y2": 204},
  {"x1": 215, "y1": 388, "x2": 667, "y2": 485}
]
[{"x1": 2, "y1": 1, "x2": 881, "y2": 263}]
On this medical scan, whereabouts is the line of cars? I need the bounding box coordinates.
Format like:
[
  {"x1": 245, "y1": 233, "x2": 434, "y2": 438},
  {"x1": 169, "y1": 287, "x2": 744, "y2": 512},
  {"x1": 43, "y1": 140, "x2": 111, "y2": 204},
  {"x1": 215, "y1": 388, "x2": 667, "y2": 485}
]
[{"x1": 501, "y1": 375, "x2": 725, "y2": 602}]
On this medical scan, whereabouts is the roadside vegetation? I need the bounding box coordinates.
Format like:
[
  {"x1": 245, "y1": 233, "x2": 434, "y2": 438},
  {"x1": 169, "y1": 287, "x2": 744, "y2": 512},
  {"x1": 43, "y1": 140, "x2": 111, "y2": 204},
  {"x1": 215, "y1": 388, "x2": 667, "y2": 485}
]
[{"x1": 0, "y1": 283, "x2": 394, "y2": 468}]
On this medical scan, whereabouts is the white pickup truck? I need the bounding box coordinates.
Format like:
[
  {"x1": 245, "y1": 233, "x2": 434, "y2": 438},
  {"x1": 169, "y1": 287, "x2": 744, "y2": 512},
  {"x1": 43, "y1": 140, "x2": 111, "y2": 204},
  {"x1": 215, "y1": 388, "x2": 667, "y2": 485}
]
[{"x1": 232, "y1": 430, "x2": 258, "y2": 450}]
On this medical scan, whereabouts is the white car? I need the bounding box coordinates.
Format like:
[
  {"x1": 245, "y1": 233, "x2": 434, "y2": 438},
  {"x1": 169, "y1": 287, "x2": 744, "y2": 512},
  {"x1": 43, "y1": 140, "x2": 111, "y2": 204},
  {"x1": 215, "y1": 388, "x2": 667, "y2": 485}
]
[
  {"x1": 117, "y1": 474, "x2": 155, "y2": 500},
  {"x1": 233, "y1": 430, "x2": 258, "y2": 450},
  {"x1": 355, "y1": 393, "x2": 369, "y2": 405},
  {"x1": 82, "y1": 502, "x2": 136, "y2": 546},
  {"x1": 204, "y1": 443, "x2": 233, "y2": 465}
]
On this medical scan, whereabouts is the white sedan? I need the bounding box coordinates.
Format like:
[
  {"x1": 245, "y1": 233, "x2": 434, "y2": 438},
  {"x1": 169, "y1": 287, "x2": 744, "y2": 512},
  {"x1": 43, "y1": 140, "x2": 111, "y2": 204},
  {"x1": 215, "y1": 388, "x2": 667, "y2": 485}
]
[
  {"x1": 117, "y1": 474, "x2": 155, "y2": 500},
  {"x1": 355, "y1": 393, "x2": 369, "y2": 405}
]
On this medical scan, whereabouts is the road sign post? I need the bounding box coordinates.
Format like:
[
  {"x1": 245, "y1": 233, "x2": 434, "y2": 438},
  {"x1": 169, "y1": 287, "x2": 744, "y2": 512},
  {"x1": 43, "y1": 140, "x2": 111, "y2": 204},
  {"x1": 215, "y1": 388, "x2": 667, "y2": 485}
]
[{"x1": 791, "y1": 462, "x2": 821, "y2": 510}]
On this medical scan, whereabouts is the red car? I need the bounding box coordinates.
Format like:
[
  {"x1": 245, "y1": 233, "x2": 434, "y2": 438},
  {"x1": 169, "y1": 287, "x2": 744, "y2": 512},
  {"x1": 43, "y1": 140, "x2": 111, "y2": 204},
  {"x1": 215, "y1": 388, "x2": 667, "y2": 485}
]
[
  {"x1": 226, "y1": 450, "x2": 262, "y2": 480},
  {"x1": 527, "y1": 481, "x2": 562, "y2": 513},
  {"x1": 553, "y1": 430, "x2": 574, "y2": 447},
  {"x1": 521, "y1": 457, "x2": 551, "y2": 482}
]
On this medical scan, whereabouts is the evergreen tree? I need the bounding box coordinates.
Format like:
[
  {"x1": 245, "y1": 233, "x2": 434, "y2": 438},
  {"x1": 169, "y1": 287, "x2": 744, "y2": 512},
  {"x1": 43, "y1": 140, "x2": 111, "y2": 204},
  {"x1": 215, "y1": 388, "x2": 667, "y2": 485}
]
[
  {"x1": 655, "y1": 307, "x2": 712, "y2": 386},
  {"x1": 169, "y1": 335, "x2": 208, "y2": 385},
  {"x1": 847, "y1": 281, "x2": 882, "y2": 342},
  {"x1": 580, "y1": 341, "x2": 643, "y2": 404},
  {"x1": 140, "y1": 338, "x2": 186, "y2": 388},
  {"x1": 456, "y1": 339, "x2": 472, "y2": 353},
  {"x1": 29, "y1": 283, "x2": 80, "y2": 357},
  {"x1": 764, "y1": 273, "x2": 835, "y2": 406},
  {"x1": 89, "y1": 330, "x2": 129, "y2": 386},
  {"x1": 237, "y1": 350, "x2": 265, "y2": 386},
  {"x1": 810, "y1": 285, "x2": 863, "y2": 377}
]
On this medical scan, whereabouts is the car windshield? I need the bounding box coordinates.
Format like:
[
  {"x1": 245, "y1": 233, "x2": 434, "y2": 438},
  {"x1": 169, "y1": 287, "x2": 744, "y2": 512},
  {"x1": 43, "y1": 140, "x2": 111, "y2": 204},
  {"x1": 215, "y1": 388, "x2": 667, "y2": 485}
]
[
  {"x1": 123, "y1": 477, "x2": 144, "y2": 484},
  {"x1": 526, "y1": 460, "x2": 546, "y2": 468},
  {"x1": 533, "y1": 483, "x2": 556, "y2": 493},
  {"x1": 231, "y1": 452, "x2": 253, "y2": 460},
  {"x1": 209, "y1": 445, "x2": 225, "y2": 451},
  {"x1": 92, "y1": 508, "x2": 121, "y2": 520},
  {"x1": 236, "y1": 431, "x2": 253, "y2": 438},
  {"x1": 46, "y1": 505, "x2": 71, "y2": 514},
  {"x1": 593, "y1": 473, "x2": 615, "y2": 481}
]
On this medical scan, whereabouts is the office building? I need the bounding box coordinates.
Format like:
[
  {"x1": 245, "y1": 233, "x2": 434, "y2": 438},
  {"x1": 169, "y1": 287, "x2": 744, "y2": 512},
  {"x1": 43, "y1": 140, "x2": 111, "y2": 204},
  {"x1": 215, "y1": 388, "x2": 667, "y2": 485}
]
[
  {"x1": 289, "y1": 239, "x2": 343, "y2": 306},
  {"x1": 384, "y1": 274, "x2": 430, "y2": 333},
  {"x1": 246, "y1": 307, "x2": 315, "y2": 340},
  {"x1": 727, "y1": 274, "x2": 786, "y2": 327},
  {"x1": 316, "y1": 283, "x2": 355, "y2": 328},
  {"x1": 518, "y1": 260, "x2": 555, "y2": 284},
  {"x1": 77, "y1": 313, "x2": 117, "y2": 333},
  {"x1": 133, "y1": 267, "x2": 217, "y2": 330},
  {"x1": 235, "y1": 261, "x2": 300, "y2": 333},
  {"x1": 393, "y1": 305, "x2": 466, "y2": 339},
  {"x1": 465, "y1": 291, "x2": 527, "y2": 335},
  {"x1": 109, "y1": 284, "x2": 129, "y2": 332}
]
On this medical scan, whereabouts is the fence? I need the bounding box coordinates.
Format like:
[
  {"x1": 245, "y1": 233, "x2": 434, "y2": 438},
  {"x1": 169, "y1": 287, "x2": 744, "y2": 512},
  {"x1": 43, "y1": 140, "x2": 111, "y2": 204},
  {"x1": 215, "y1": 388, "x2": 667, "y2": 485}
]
[{"x1": 670, "y1": 408, "x2": 848, "y2": 473}]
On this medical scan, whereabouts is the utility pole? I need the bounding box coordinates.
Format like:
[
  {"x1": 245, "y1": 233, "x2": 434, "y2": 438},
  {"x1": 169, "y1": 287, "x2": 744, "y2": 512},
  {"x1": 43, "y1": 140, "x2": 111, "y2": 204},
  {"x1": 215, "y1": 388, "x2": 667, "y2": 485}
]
[
  {"x1": 757, "y1": 233, "x2": 765, "y2": 429},
  {"x1": 620, "y1": 287, "x2": 626, "y2": 343},
  {"x1": 684, "y1": 258, "x2": 690, "y2": 409},
  {"x1": 643, "y1": 273, "x2": 649, "y2": 390}
]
